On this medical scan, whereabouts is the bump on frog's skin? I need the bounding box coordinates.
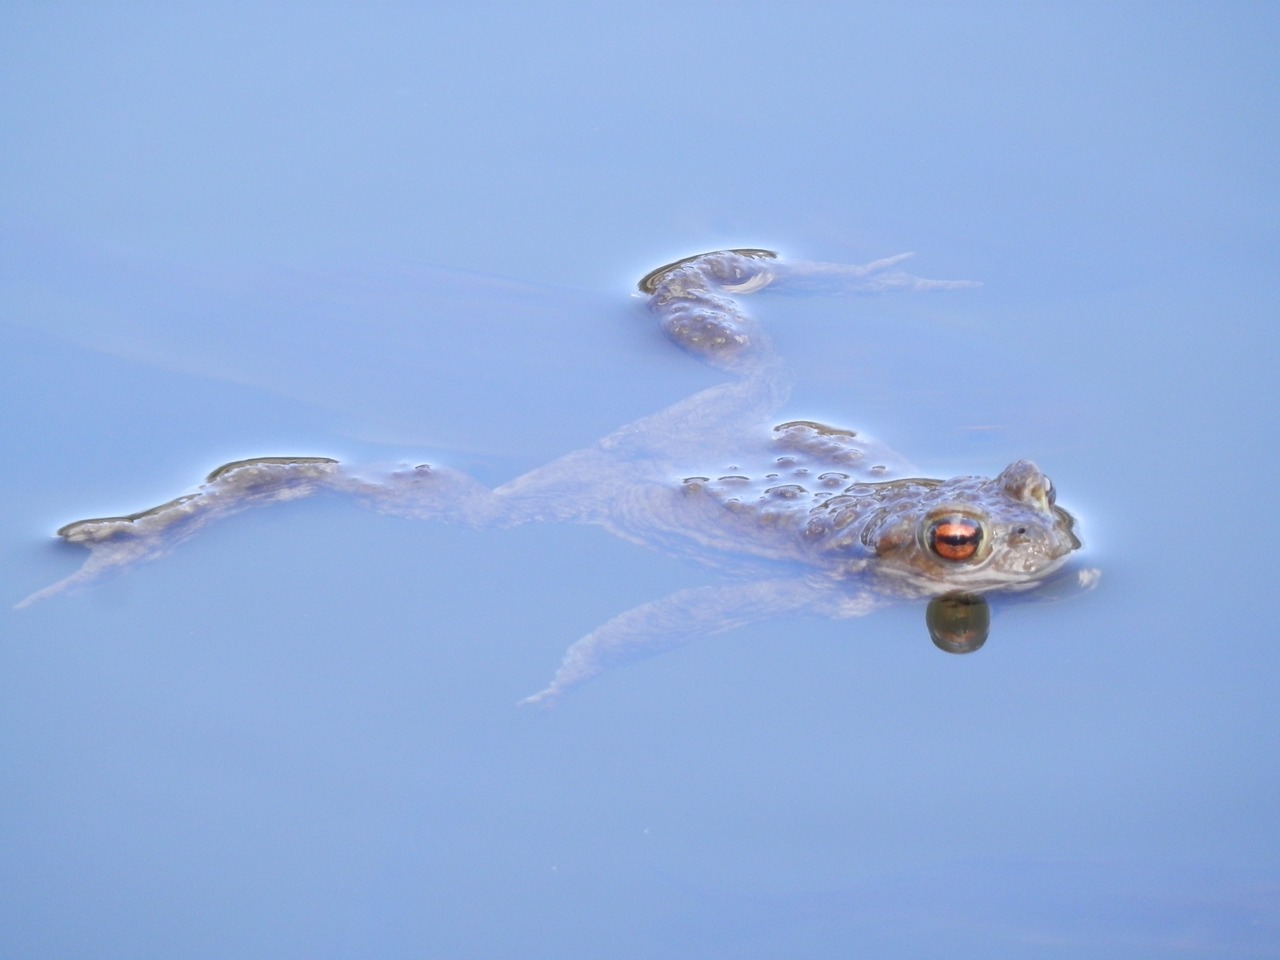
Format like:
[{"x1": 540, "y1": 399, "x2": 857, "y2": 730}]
[{"x1": 17, "y1": 249, "x2": 1094, "y2": 705}]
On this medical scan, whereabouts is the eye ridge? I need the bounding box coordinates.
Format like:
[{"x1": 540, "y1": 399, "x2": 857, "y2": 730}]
[{"x1": 928, "y1": 515, "x2": 984, "y2": 562}]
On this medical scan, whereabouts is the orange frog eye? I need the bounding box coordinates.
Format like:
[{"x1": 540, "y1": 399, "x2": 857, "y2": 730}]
[{"x1": 927, "y1": 515, "x2": 984, "y2": 562}]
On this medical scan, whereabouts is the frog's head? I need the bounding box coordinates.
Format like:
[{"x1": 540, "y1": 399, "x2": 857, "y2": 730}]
[{"x1": 860, "y1": 460, "x2": 1082, "y2": 596}]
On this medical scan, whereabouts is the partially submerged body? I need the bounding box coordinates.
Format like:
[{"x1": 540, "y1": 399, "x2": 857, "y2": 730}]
[{"x1": 19, "y1": 249, "x2": 1094, "y2": 703}]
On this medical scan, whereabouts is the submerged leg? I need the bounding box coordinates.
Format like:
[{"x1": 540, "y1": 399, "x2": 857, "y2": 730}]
[{"x1": 517, "y1": 577, "x2": 872, "y2": 707}]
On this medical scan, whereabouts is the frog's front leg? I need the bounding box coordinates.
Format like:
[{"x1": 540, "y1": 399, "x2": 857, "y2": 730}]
[
  {"x1": 518, "y1": 577, "x2": 881, "y2": 707},
  {"x1": 16, "y1": 456, "x2": 497, "y2": 608}
]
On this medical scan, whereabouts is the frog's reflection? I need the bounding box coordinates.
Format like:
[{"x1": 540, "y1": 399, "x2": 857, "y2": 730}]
[
  {"x1": 926, "y1": 593, "x2": 990, "y2": 654},
  {"x1": 18, "y1": 249, "x2": 1096, "y2": 704}
]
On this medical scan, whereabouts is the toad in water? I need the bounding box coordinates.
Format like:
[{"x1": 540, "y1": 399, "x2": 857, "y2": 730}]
[{"x1": 19, "y1": 249, "x2": 1092, "y2": 703}]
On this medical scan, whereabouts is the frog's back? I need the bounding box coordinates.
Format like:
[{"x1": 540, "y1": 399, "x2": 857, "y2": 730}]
[
  {"x1": 602, "y1": 419, "x2": 911, "y2": 570},
  {"x1": 682, "y1": 419, "x2": 908, "y2": 514}
]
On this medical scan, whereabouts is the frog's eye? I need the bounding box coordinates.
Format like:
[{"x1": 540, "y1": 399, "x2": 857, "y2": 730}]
[{"x1": 926, "y1": 515, "x2": 984, "y2": 562}]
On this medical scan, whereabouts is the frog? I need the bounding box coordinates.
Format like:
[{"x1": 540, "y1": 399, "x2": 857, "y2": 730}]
[{"x1": 17, "y1": 249, "x2": 1093, "y2": 704}]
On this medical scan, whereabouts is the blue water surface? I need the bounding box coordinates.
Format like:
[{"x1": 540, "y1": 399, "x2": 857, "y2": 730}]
[{"x1": 2, "y1": 4, "x2": 1278, "y2": 958}]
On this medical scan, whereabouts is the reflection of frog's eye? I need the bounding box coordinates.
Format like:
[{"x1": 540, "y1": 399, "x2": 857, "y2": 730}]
[{"x1": 927, "y1": 515, "x2": 984, "y2": 562}]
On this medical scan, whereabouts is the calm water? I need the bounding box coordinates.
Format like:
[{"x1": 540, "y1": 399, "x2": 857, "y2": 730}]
[{"x1": 3, "y1": 5, "x2": 1278, "y2": 958}]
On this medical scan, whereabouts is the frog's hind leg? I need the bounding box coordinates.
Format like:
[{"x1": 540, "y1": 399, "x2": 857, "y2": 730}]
[
  {"x1": 639, "y1": 247, "x2": 978, "y2": 371},
  {"x1": 16, "y1": 456, "x2": 498, "y2": 608},
  {"x1": 492, "y1": 253, "x2": 801, "y2": 523}
]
